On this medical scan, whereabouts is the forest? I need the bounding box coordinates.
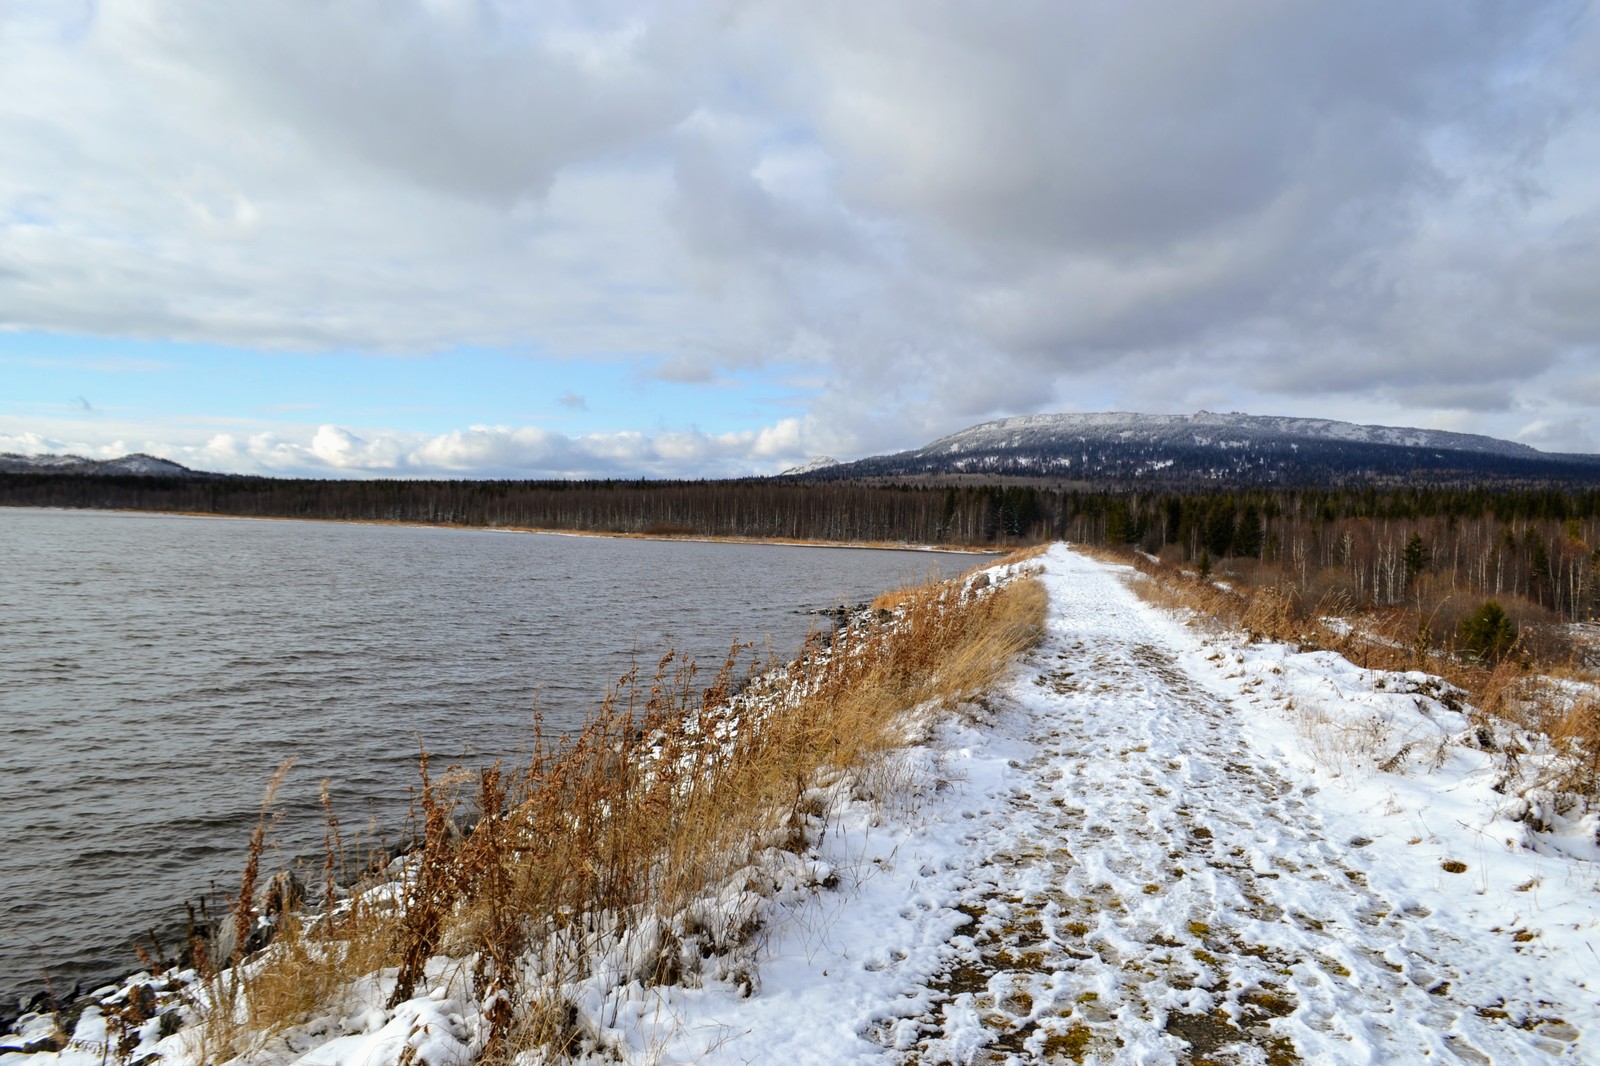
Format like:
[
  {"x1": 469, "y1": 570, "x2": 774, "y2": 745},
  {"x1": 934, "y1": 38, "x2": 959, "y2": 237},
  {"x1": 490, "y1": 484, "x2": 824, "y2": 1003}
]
[
  {"x1": 0, "y1": 473, "x2": 1055, "y2": 545},
  {"x1": 5, "y1": 473, "x2": 1599, "y2": 627},
  {"x1": 1079, "y1": 486, "x2": 1600, "y2": 626}
]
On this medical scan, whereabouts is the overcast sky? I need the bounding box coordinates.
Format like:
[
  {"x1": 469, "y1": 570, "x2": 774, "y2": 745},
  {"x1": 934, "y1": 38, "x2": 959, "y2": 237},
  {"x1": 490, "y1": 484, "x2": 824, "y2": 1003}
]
[{"x1": 2, "y1": 1, "x2": 1597, "y2": 478}]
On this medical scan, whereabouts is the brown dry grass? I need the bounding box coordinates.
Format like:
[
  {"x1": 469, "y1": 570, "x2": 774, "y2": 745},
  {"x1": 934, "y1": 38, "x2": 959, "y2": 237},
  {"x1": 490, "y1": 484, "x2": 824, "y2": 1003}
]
[
  {"x1": 868, "y1": 548, "x2": 1044, "y2": 613},
  {"x1": 202, "y1": 565, "x2": 1046, "y2": 1063},
  {"x1": 1551, "y1": 700, "x2": 1600, "y2": 797},
  {"x1": 990, "y1": 543, "x2": 1051, "y2": 567}
]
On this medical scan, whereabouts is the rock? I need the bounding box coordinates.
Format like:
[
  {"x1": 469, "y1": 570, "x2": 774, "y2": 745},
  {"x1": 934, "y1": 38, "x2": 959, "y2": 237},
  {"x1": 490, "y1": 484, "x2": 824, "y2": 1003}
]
[
  {"x1": 807, "y1": 602, "x2": 870, "y2": 622},
  {"x1": 23, "y1": 1034, "x2": 66, "y2": 1054},
  {"x1": 126, "y1": 984, "x2": 157, "y2": 1020},
  {"x1": 264, "y1": 871, "x2": 306, "y2": 917}
]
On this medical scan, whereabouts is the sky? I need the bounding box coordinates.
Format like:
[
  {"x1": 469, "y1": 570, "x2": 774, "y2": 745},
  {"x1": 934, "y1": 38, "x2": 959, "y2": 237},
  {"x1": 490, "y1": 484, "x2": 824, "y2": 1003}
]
[{"x1": 2, "y1": 1, "x2": 1598, "y2": 479}]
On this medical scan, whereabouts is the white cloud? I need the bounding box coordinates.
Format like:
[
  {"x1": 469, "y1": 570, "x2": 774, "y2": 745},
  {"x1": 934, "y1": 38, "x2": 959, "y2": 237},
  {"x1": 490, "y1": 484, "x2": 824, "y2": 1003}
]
[
  {"x1": 2, "y1": 1, "x2": 1598, "y2": 462},
  {"x1": 0, "y1": 415, "x2": 846, "y2": 479}
]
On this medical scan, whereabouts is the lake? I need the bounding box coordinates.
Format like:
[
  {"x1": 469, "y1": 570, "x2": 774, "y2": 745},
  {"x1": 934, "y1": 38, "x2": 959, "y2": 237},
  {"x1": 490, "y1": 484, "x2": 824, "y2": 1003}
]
[{"x1": 0, "y1": 508, "x2": 974, "y2": 1006}]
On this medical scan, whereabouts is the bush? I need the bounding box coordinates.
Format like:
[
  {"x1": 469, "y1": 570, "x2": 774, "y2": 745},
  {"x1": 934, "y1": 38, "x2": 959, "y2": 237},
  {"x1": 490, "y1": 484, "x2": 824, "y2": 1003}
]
[{"x1": 1460, "y1": 600, "x2": 1517, "y2": 663}]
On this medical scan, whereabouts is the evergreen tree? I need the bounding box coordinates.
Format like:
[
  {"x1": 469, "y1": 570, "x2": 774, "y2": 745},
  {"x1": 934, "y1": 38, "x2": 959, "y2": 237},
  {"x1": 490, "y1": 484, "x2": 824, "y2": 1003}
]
[
  {"x1": 1402, "y1": 533, "x2": 1429, "y2": 587},
  {"x1": 1459, "y1": 601, "x2": 1516, "y2": 662},
  {"x1": 1234, "y1": 502, "x2": 1263, "y2": 559},
  {"x1": 1105, "y1": 497, "x2": 1131, "y2": 544},
  {"x1": 1529, "y1": 538, "x2": 1551, "y2": 604},
  {"x1": 1204, "y1": 499, "x2": 1235, "y2": 557}
]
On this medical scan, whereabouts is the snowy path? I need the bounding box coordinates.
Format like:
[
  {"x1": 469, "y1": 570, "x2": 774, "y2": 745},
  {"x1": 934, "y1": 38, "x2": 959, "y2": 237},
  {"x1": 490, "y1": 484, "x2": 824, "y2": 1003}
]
[
  {"x1": 882, "y1": 548, "x2": 1592, "y2": 1063},
  {"x1": 654, "y1": 545, "x2": 1598, "y2": 1064}
]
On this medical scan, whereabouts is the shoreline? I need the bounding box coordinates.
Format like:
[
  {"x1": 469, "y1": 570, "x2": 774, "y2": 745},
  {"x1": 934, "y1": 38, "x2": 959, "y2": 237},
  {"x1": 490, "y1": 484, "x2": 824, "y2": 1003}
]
[
  {"x1": 1, "y1": 555, "x2": 1039, "y2": 1049},
  {"x1": 1, "y1": 504, "x2": 1006, "y2": 556},
  {"x1": 0, "y1": 511, "x2": 997, "y2": 1018}
]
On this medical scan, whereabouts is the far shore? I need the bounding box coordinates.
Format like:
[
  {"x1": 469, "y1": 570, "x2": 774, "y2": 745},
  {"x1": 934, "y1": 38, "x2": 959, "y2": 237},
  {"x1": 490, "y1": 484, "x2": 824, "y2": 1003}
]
[{"x1": 6, "y1": 504, "x2": 1008, "y2": 556}]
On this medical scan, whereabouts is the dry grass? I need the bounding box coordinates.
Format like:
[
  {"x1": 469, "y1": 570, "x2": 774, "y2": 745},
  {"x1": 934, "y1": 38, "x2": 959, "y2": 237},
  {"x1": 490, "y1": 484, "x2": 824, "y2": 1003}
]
[
  {"x1": 1550, "y1": 700, "x2": 1600, "y2": 797},
  {"x1": 199, "y1": 565, "x2": 1046, "y2": 1063},
  {"x1": 990, "y1": 543, "x2": 1051, "y2": 567}
]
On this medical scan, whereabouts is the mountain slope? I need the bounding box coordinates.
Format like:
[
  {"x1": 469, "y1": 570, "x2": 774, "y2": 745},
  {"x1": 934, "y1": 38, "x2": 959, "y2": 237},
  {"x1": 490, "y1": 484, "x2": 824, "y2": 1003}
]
[
  {"x1": 0, "y1": 453, "x2": 210, "y2": 477},
  {"x1": 794, "y1": 411, "x2": 1600, "y2": 485}
]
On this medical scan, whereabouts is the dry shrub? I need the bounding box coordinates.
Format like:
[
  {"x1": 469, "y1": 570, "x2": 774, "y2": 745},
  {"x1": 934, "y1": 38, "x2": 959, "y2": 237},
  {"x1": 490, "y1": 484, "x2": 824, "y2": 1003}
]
[
  {"x1": 205, "y1": 565, "x2": 1047, "y2": 1062},
  {"x1": 1155, "y1": 543, "x2": 1186, "y2": 568},
  {"x1": 235, "y1": 903, "x2": 396, "y2": 1038},
  {"x1": 1298, "y1": 566, "x2": 1363, "y2": 616},
  {"x1": 1551, "y1": 701, "x2": 1600, "y2": 800},
  {"x1": 871, "y1": 565, "x2": 950, "y2": 612},
  {"x1": 1239, "y1": 586, "x2": 1297, "y2": 644},
  {"x1": 871, "y1": 584, "x2": 917, "y2": 612}
]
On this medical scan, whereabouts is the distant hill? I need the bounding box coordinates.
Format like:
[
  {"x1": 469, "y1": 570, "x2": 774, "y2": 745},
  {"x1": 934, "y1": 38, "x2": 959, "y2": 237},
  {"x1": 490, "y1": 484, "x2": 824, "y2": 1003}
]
[
  {"x1": 779, "y1": 456, "x2": 841, "y2": 476},
  {"x1": 0, "y1": 452, "x2": 211, "y2": 478},
  {"x1": 786, "y1": 411, "x2": 1600, "y2": 486}
]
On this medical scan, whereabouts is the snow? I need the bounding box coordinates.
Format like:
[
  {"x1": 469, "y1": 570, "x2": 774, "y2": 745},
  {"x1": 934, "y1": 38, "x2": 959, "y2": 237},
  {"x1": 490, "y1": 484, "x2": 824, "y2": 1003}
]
[
  {"x1": 6, "y1": 546, "x2": 1597, "y2": 1065},
  {"x1": 777, "y1": 457, "x2": 841, "y2": 476}
]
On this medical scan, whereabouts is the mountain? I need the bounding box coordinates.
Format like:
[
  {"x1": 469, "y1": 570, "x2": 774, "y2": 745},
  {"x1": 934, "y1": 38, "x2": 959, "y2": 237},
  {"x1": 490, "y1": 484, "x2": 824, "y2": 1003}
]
[
  {"x1": 779, "y1": 456, "x2": 841, "y2": 476},
  {"x1": 787, "y1": 411, "x2": 1600, "y2": 486},
  {"x1": 0, "y1": 452, "x2": 210, "y2": 477}
]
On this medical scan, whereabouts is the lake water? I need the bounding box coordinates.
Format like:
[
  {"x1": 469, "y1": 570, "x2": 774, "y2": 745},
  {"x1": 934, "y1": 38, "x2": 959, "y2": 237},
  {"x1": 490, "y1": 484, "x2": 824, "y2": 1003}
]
[{"x1": 0, "y1": 508, "x2": 974, "y2": 1006}]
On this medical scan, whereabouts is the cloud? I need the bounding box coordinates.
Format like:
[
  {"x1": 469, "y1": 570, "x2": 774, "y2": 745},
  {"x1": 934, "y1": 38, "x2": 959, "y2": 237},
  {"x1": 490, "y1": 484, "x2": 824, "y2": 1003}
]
[
  {"x1": 0, "y1": 415, "x2": 847, "y2": 479},
  {"x1": 645, "y1": 356, "x2": 719, "y2": 384},
  {"x1": 688, "y1": 2, "x2": 1598, "y2": 450},
  {"x1": 1516, "y1": 416, "x2": 1599, "y2": 454},
  {"x1": 155, "y1": 3, "x2": 707, "y2": 206},
  {"x1": 2, "y1": 1, "x2": 1597, "y2": 463},
  {"x1": 556, "y1": 391, "x2": 588, "y2": 411},
  {"x1": 0, "y1": 1, "x2": 711, "y2": 355},
  {"x1": 1567, "y1": 375, "x2": 1600, "y2": 406}
]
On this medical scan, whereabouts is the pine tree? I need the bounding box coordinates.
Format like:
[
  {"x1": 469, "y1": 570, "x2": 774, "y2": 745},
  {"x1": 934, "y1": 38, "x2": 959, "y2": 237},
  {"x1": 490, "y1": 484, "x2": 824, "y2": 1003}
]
[
  {"x1": 1403, "y1": 532, "x2": 1429, "y2": 587},
  {"x1": 1459, "y1": 601, "x2": 1516, "y2": 662}
]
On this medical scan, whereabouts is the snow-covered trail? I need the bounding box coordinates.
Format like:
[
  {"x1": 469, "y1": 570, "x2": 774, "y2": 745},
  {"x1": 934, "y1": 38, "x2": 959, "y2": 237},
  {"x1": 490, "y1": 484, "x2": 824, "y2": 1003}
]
[
  {"x1": 655, "y1": 544, "x2": 1595, "y2": 1064},
  {"x1": 887, "y1": 546, "x2": 1591, "y2": 1063}
]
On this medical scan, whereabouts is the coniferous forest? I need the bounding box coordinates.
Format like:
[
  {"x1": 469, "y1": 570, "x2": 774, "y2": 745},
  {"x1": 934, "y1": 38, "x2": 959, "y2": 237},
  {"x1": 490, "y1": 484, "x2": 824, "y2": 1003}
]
[{"x1": 5, "y1": 473, "x2": 1599, "y2": 624}]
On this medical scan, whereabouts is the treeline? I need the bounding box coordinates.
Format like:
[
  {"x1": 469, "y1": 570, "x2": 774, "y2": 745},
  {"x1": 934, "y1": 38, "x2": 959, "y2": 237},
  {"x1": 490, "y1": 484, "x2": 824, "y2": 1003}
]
[
  {"x1": 0, "y1": 473, "x2": 1061, "y2": 546},
  {"x1": 6, "y1": 473, "x2": 1599, "y2": 622},
  {"x1": 1071, "y1": 487, "x2": 1600, "y2": 625}
]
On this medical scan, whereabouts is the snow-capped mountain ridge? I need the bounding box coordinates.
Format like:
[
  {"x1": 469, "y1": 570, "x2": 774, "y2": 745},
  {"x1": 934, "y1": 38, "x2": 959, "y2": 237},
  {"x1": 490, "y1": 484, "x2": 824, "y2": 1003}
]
[
  {"x1": 0, "y1": 452, "x2": 205, "y2": 477},
  {"x1": 925, "y1": 411, "x2": 1543, "y2": 460},
  {"x1": 794, "y1": 411, "x2": 1600, "y2": 485},
  {"x1": 779, "y1": 456, "x2": 841, "y2": 476}
]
